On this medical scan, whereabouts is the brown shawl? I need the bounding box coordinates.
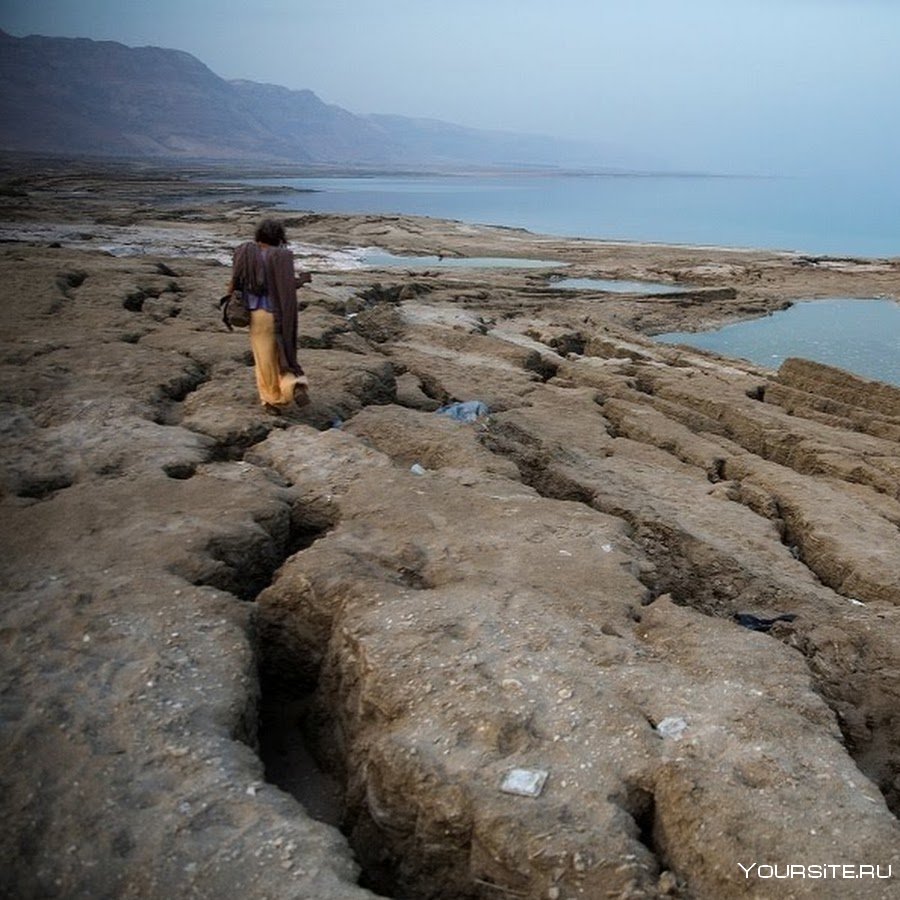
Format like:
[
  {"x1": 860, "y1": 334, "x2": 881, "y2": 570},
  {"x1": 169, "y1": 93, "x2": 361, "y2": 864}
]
[{"x1": 232, "y1": 241, "x2": 303, "y2": 375}]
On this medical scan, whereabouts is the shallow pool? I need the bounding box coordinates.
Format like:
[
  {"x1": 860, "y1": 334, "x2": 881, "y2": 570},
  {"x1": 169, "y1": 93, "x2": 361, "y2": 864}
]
[
  {"x1": 552, "y1": 277, "x2": 687, "y2": 293},
  {"x1": 656, "y1": 297, "x2": 900, "y2": 386}
]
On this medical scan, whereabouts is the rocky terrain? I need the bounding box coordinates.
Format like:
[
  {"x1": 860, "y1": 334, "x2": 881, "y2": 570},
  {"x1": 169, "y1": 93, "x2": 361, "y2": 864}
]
[{"x1": 1, "y1": 163, "x2": 899, "y2": 899}]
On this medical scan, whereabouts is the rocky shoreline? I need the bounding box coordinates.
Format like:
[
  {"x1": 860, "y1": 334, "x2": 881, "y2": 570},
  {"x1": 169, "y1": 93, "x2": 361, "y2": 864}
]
[{"x1": 1, "y1": 163, "x2": 899, "y2": 899}]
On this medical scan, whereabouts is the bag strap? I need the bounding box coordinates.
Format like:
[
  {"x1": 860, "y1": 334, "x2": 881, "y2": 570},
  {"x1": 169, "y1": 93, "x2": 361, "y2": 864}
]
[{"x1": 218, "y1": 293, "x2": 235, "y2": 331}]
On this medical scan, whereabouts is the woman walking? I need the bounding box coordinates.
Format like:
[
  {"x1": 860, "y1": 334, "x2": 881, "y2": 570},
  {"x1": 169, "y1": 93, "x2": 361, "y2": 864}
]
[{"x1": 229, "y1": 219, "x2": 310, "y2": 411}]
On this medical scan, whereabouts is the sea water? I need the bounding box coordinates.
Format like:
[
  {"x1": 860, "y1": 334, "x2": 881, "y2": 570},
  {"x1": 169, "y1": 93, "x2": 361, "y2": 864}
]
[
  {"x1": 656, "y1": 298, "x2": 900, "y2": 386},
  {"x1": 240, "y1": 171, "x2": 900, "y2": 258}
]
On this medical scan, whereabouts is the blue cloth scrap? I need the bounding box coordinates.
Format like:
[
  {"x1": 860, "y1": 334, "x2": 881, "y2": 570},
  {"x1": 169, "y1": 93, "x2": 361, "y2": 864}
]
[{"x1": 436, "y1": 401, "x2": 490, "y2": 423}]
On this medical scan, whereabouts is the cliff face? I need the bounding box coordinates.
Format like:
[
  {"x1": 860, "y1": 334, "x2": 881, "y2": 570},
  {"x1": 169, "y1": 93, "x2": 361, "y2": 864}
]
[
  {"x1": 1, "y1": 167, "x2": 900, "y2": 899},
  {"x1": 0, "y1": 30, "x2": 365, "y2": 161},
  {"x1": 0, "y1": 30, "x2": 610, "y2": 167}
]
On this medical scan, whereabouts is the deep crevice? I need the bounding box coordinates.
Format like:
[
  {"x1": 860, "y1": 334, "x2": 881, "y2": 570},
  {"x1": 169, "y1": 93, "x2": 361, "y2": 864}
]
[
  {"x1": 611, "y1": 783, "x2": 686, "y2": 896},
  {"x1": 549, "y1": 332, "x2": 586, "y2": 357},
  {"x1": 523, "y1": 351, "x2": 559, "y2": 383},
  {"x1": 706, "y1": 457, "x2": 726, "y2": 483},
  {"x1": 257, "y1": 680, "x2": 344, "y2": 828},
  {"x1": 203, "y1": 423, "x2": 280, "y2": 461},
  {"x1": 414, "y1": 373, "x2": 449, "y2": 405},
  {"x1": 181, "y1": 488, "x2": 336, "y2": 601},
  {"x1": 252, "y1": 571, "x2": 393, "y2": 889},
  {"x1": 123, "y1": 289, "x2": 151, "y2": 312},
  {"x1": 158, "y1": 363, "x2": 211, "y2": 403},
  {"x1": 250, "y1": 535, "x2": 400, "y2": 897},
  {"x1": 152, "y1": 360, "x2": 213, "y2": 426},
  {"x1": 624, "y1": 785, "x2": 664, "y2": 868},
  {"x1": 255, "y1": 665, "x2": 398, "y2": 899}
]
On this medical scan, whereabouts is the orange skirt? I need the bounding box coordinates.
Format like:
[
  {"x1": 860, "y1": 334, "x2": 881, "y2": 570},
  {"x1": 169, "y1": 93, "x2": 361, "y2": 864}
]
[{"x1": 249, "y1": 309, "x2": 300, "y2": 407}]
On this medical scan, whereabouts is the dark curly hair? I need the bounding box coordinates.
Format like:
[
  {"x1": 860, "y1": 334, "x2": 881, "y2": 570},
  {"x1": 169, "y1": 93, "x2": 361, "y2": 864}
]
[{"x1": 254, "y1": 218, "x2": 287, "y2": 246}]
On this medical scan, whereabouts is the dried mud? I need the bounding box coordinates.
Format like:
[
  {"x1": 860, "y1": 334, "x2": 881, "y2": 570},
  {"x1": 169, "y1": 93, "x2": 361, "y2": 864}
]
[{"x1": 1, "y1": 160, "x2": 899, "y2": 900}]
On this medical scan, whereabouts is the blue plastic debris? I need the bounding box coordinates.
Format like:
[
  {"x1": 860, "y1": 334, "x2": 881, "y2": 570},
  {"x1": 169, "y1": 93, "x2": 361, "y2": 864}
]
[{"x1": 436, "y1": 401, "x2": 490, "y2": 423}]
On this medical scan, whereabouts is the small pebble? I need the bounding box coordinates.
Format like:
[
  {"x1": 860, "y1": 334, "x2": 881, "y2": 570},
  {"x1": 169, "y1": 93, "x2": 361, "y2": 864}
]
[{"x1": 658, "y1": 870, "x2": 678, "y2": 895}]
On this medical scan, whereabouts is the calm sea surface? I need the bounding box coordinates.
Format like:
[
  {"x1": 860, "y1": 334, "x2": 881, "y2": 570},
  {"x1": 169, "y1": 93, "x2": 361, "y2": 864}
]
[
  {"x1": 237, "y1": 172, "x2": 899, "y2": 385},
  {"x1": 242, "y1": 171, "x2": 900, "y2": 257}
]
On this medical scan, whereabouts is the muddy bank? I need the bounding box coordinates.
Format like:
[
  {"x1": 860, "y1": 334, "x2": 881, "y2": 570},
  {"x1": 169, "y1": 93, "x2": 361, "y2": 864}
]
[{"x1": 1, "y1": 164, "x2": 899, "y2": 899}]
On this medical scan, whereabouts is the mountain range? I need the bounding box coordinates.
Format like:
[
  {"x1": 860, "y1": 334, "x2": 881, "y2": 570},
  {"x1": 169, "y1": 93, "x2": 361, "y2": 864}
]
[{"x1": 0, "y1": 29, "x2": 633, "y2": 171}]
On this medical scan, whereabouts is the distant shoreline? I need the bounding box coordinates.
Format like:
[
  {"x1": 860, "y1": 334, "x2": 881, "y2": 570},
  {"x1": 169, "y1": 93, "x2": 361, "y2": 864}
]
[{"x1": 0, "y1": 149, "x2": 778, "y2": 183}]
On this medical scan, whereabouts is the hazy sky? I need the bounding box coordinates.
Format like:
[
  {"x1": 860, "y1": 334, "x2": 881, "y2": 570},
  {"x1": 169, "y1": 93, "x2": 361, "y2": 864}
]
[{"x1": 2, "y1": 0, "x2": 898, "y2": 175}]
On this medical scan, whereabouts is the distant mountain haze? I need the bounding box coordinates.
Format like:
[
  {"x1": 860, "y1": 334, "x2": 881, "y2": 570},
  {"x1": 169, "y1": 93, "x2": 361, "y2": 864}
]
[{"x1": 0, "y1": 29, "x2": 626, "y2": 170}]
